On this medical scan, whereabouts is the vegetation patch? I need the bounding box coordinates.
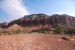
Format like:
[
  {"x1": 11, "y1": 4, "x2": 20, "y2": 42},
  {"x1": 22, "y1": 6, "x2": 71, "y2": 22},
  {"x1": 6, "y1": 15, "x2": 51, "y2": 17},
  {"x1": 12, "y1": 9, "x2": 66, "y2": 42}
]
[
  {"x1": 31, "y1": 29, "x2": 49, "y2": 33},
  {"x1": 53, "y1": 25, "x2": 64, "y2": 34},
  {"x1": 64, "y1": 29, "x2": 75, "y2": 35}
]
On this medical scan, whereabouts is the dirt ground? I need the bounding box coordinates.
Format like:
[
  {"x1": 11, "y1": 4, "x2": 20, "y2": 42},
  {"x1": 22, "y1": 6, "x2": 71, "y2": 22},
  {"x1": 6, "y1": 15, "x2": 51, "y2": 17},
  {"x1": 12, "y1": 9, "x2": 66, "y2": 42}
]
[{"x1": 0, "y1": 33, "x2": 75, "y2": 50}]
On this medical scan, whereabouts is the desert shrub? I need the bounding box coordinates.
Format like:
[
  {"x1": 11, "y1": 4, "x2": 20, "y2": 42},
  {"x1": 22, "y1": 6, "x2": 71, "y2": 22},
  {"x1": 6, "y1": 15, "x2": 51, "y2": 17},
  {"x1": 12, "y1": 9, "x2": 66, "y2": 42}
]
[
  {"x1": 0, "y1": 28, "x2": 3, "y2": 33},
  {"x1": 0, "y1": 28, "x2": 9, "y2": 33},
  {"x1": 31, "y1": 29, "x2": 48, "y2": 33},
  {"x1": 0, "y1": 28, "x2": 10, "y2": 35},
  {"x1": 14, "y1": 29, "x2": 22, "y2": 34},
  {"x1": 14, "y1": 29, "x2": 28, "y2": 34},
  {"x1": 64, "y1": 29, "x2": 75, "y2": 35},
  {"x1": 54, "y1": 25, "x2": 64, "y2": 34},
  {"x1": 1, "y1": 30, "x2": 9, "y2": 33}
]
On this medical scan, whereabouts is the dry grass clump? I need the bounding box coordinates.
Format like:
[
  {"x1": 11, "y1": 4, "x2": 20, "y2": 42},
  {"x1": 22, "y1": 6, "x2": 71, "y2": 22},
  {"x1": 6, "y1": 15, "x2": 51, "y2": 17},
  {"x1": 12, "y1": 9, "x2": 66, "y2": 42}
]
[
  {"x1": 0, "y1": 28, "x2": 3, "y2": 33},
  {"x1": 0, "y1": 28, "x2": 10, "y2": 35}
]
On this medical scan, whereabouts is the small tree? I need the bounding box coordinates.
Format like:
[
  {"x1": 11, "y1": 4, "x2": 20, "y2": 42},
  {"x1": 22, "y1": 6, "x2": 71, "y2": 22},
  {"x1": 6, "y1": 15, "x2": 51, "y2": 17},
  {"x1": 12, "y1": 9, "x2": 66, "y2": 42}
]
[{"x1": 54, "y1": 25, "x2": 64, "y2": 34}]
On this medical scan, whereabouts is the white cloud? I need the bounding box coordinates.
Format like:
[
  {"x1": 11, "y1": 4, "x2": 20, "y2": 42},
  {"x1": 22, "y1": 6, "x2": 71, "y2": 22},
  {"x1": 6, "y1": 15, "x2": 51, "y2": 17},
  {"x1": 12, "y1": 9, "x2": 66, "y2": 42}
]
[
  {"x1": 53, "y1": 12, "x2": 64, "y2": 15},
  {"x1": 0, "y1": 0, "x2": 29, "y2": 22}
]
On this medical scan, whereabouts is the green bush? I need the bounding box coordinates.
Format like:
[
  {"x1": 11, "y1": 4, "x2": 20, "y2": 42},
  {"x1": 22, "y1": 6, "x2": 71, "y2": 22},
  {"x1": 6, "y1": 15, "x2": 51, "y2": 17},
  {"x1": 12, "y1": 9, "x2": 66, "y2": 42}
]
[
  {"x1": 31, "y1": 29, "x2": 48, "y2": 33},
  {"x1": 54, "y1": 25, "x2": 64, "y2": 34},
  {"x1": 64, "y1": 29, "x2": 75, "y2": 35}
]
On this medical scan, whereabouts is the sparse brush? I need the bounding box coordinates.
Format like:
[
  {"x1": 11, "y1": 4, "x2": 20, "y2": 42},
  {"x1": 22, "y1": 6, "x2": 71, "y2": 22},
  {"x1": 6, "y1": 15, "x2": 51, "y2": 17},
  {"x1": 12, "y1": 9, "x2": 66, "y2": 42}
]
[
  {"x1": 64, "y1": 29, "x2": 75, "y2": 35},
  {"x1": 31, "y1": 29, "x2": 48, "y2": 33},
  {"x1": 13, "y1": 29, "x2": 26, "y2": 34},
  {"x1": 0, "y1": 28, "x2": 3, "y2": 33}
]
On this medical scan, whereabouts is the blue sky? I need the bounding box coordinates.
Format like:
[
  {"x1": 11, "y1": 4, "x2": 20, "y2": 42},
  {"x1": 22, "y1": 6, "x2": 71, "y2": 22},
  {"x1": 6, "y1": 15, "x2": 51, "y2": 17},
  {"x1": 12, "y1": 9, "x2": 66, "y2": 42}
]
[
  {"x1": 24, "y1": 0, "x2": 75, "y2": 15},
  {"x1": 0, "y1": 0, "x2": 75, "y2": 22}
]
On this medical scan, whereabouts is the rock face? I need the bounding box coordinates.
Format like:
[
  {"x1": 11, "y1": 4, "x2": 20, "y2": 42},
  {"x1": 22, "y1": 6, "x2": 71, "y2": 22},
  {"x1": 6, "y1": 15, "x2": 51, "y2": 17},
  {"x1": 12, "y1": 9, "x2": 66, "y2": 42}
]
[
  {"x1": 0, "y1": 14, "x2": 75, "y2": 28},
  {"x1": 6, "y1": 14, "x2": 49, "y2": 27},
  {"x1": 50, "y1": 14, "x2": 75, "y2": 26}
]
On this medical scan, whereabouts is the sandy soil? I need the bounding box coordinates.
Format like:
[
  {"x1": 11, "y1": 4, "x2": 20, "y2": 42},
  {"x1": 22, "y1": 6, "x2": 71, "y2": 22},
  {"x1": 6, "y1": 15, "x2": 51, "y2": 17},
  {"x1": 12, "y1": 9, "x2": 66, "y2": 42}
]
[{"x1": 0, "y1": 33, "x2": 75, "y2": 50}]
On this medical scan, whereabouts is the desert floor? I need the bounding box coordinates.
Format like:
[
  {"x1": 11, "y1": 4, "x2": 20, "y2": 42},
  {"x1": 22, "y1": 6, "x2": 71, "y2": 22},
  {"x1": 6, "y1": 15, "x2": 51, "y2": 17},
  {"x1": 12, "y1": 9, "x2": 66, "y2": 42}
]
[{"x1": 0, "y1": 33, "x2": 75, "y2": 50}]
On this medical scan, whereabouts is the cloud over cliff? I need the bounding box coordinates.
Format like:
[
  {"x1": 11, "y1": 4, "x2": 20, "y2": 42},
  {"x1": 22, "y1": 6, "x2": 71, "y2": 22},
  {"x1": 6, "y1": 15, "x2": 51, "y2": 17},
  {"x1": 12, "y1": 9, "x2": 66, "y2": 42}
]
[{"x1": 0, "y1": 0, "x2": 29, "y2": 22}]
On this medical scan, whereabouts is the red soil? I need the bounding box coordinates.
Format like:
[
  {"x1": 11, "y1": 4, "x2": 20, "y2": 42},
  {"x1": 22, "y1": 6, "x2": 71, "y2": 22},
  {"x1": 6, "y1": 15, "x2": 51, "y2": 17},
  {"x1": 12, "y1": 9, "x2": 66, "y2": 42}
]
[{"x1": 0, "y1": 34, "x2": 75, "y2": 50}]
